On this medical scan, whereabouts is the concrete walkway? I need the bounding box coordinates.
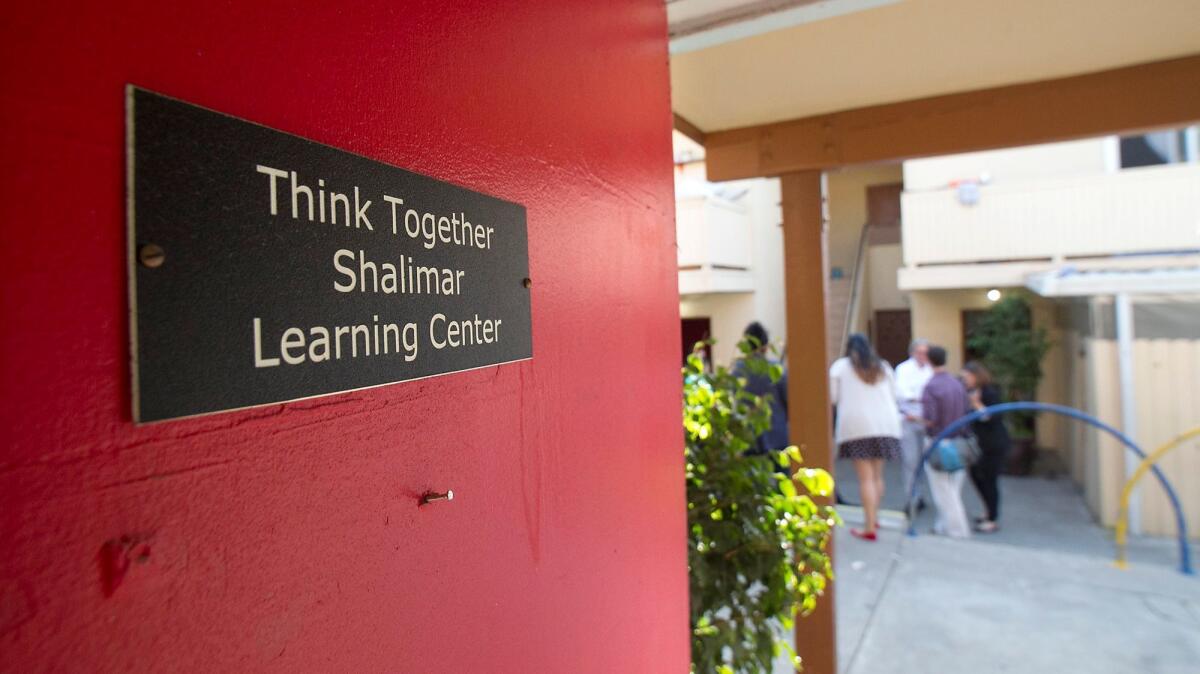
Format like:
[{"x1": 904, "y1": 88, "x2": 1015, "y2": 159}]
[{"x1": 830, "y1": 474, "x2": 1200, "y2": 674}]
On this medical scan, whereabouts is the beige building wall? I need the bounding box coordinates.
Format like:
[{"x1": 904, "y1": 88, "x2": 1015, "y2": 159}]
[
  {"x1": 678, "y1": 151, "x2": 906, "y2": 369},
  {"x1": 680, "y1": 293, "x2": 757, "y2": 367},
  {"x1": 677, "y1": 166, "x2": 785, "y2": 368},
  {"x1": 824, "y1": 164, "x2": 904, "y2": 356},
  {"x1": 908, "y1": 288, "x2": 992, "y2": 372},
  {"x1": 1080, "y1": 337, "x2": 1126, "y2": 525},
  {"x1": 1032, "y1": 300, "x2": 1067, "y2": 449},
  {"x1": 909, "y1": 289, "x2": 1069, "y2": 452},
  {"x1": 682, "y1": 163, "x2": 906, "y2": 368},
  {"x1": 1131, "y1": 337, "x2": 1200, "y2": 538},
  {"x1": 1060, "y1": 327, "x2": 1092, "y2": 494},
  {"x1": 899, "y1": 137, "x2": 1200, "y2": 540},
  {"x1": 867, "y1": 244, "x2": 906, "y2": 312},
  {"x1": 826, "y1": 164, "x2": 903, "y2": 272},
  {"x1": 1065, "y1": 335, "x2": 1200, "y2": 536},
  {"x1": 903, "y1": 137, "x2": 1113, "y2": 190},
  {"x1": 1052, "y1": 299, "x2": 1200, "y2": 538},
  {"x1": 747, "y1": 178, "x2": 786, "y2": 350}
]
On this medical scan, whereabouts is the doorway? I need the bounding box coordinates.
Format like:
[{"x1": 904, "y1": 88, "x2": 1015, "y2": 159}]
[
  {"x1": 872, "y1": 309, "x2": 911, "y2": 367},
  {"x1": 681, "y1": 317, "x2": 712, "y2": 367}
]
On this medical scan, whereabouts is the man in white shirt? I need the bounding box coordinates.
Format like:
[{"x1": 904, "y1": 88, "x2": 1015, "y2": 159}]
[{"x1": 894, "y1": 339, "x2": 933, "y2": 509}]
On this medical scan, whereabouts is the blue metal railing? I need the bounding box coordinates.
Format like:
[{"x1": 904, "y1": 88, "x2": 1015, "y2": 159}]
[{"x1": 905, "y1": 402, "x2": 1192, "y2": 575}]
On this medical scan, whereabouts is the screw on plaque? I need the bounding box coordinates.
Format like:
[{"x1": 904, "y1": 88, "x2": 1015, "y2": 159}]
[
  {"x1": 419, "y1": 490, "x2": 454, "y2": 506},
  {"x1": 522, "y1": 277, "x2": 532, "y2": 288},
  {"x1": 138, "y1": 243, "x2": 166, "y2": 268}
]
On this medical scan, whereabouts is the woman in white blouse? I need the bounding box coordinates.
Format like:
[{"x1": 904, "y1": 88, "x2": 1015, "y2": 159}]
[{"x1": 829, "y1": 333, "x2": 902, "y2": 541}]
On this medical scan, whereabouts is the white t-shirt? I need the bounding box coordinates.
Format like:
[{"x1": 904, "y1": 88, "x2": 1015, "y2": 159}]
[
  {"x1": 894, "y1": 357, "x2": 934, "y2": 419},
  {"x1": 829, "y1": 357, "x2": 902, "y2": 444}
]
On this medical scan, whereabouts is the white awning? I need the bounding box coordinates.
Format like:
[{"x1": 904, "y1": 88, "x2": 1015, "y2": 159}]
[{"x1": 1025, "y1": 265, "x2": 1200, "y2": 297}]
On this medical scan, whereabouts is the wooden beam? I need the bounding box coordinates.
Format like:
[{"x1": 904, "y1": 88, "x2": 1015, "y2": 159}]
[
  {"x1": 707, "y1": 54, "x2": 1200, "y2": 180},
  {"x1": 672, "y1": 112, "x2": 706, "y2": 146},
  {"x1": 780, "y1": 170, "x2": 837, "y2": 674}
]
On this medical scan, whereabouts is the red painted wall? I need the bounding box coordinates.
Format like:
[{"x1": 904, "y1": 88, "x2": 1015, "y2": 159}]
[{"x1": 0, "y1": 2, "x2": 685, "y2": 671}]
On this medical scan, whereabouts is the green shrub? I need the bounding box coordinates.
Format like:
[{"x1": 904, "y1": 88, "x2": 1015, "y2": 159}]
[
  {"x1": 684, "y1": 340, "x2": 838, "y2": 673},
  {"x1": 967, "y1": 293, "x2": 1052, "y2": 433}
]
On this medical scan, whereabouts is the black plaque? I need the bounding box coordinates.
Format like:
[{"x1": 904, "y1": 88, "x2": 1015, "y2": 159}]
[{"x1": 127, "y1": 87, "x2": 532, "y2": 423}]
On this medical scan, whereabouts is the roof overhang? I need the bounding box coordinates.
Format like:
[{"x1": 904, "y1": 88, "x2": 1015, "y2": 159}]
[
  {"x1": 1026, "y1": 266, "x2": 1200, "y2": 297},
  {"x1": 671, "y1": 0, "x2": 1200, "y2": 137},
  {"x1": 668, "y1": 0, "x2": 901, "y2": 55}
]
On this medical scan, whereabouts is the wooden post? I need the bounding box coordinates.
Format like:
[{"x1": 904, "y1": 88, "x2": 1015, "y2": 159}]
[{"x1": 780, "y1": 170, "x2": 836, "y2": 674}]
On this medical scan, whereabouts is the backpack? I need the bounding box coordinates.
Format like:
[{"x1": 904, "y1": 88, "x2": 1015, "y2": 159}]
[{"x1": 928, "y1": 436, "x2": 982, "y2": 473}]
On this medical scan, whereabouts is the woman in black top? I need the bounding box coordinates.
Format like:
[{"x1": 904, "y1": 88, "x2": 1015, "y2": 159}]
[{"x1": 963, "y1": 361, "x2": 1011, "y2": 533}]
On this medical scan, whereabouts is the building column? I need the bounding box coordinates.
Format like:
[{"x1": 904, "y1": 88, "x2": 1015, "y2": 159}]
[
  {"x1": 780, "y1": 170, "x2": 837, "y2": 674},
  {"x1": 1115, "y1": 292, "x2": 1141, "y2": 534}
]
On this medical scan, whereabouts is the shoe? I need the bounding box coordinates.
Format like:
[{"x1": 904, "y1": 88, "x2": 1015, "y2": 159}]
[
  {"x1": 849, "y1": 528, "x2": 877, "y2": 541},
  {"x1": 974, "y1": 521, "x2": 999, "y2": 534}
]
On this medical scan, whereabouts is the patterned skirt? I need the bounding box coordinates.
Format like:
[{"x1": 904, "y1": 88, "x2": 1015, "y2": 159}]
[{"x1": 838, "y1": 436, "x2": 901, "y2": 461}]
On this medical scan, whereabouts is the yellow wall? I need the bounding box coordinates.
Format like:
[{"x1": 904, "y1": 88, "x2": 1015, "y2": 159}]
[
  {"x1": 825, "y1": 164, "x2": 903, "y2": 272},
  {"x1": 1032, "y1": 301, "x2": 1066, "y2": 449},
  {"x1": 867, "y1": 244, "x2": 906, "y2": 311},
  {"x1": 1061, "y1": 329, "x2": 1090, "y2": 487},
  {"x1": 1081, "y1": 337, "x2": 1126, "y2": 525},
  {"x1": 908, "y1": 289, "x2": 992, "y2": 372},
  {"x1": 825, "y1": 164, "x2": 904, "y2": 354},
  {"x1": 1130, "y1": 338, "x2": 1200, "y2": 538}
]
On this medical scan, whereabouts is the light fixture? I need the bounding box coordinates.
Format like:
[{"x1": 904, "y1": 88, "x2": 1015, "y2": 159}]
[{"x1": 987, "y1": 289, "x2": 1002, "y2": 302}]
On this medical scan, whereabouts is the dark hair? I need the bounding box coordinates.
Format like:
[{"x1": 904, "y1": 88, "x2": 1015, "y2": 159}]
[
  {"x1": 845, "y1": 333, "x2": 883, "y2": 384},
  {"x1": 928, "y1": 346, "x2": 948, "y2": 367},
  {"x1": 963, "y1": 360, "x2": 993, "y2": 387},
  {"x1": 744, "y1": 322, "x2": 769, "y2": 350}
]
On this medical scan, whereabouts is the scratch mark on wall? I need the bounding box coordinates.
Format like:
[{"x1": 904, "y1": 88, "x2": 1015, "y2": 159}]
[
  {"x1": 98, "y1": 458, "x2": 235, "y2": 491},
  {"x1": 518, "y1": 364, "x2": 542, "y2": 563}
]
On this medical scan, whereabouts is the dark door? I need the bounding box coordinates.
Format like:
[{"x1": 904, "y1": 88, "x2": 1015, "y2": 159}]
[
  {"x1": 866, "y1": 182, "x2": 902, "y2": 226},
  {"x1": 962, "y1": 309, "x2": 990, "y2": 363},
  {"x1": 866, "y1": 182, "x2": 903, "y2": 245},
  {"x1": 873, "y1": 309, "x2": 911, "y2": 367},
  {"x1": 681, "y1": 317, "x2": 712, "y2": 367}
]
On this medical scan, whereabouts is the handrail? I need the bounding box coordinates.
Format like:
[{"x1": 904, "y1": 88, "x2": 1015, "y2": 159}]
[
  {"x1": 840, "y1": 222, "x2": 872, "y2": 352},
  {"x1": 1114, "y1": 426, "x2": 1200, "y2": 569},
  {"x1": 905, "y1": 402, "x2": 1192, "y2": 576}
]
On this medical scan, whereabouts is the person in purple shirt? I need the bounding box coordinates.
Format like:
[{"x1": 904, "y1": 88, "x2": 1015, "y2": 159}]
[{"x1": 920, "y1": 346, "x2": 972, "y2": 538}]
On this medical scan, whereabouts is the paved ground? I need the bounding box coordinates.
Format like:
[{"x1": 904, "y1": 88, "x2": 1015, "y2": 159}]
[
  {"x1": 822, "y1": 470, "x2": 1200, "y2": 674},
  {"x1": 835, "y1": 455, "x2": 1186, "y2": 565}
]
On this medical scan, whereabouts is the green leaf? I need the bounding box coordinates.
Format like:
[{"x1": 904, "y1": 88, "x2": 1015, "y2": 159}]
[
  {"x1": 684, "y1": 334, "x2": 836, "y2": 673},
  {"x1": 796, "y1": 468, "x2": 834, "y2": 497},
  {"x1": 777, "y1": 475, "x2": 797, "y2": 499}
]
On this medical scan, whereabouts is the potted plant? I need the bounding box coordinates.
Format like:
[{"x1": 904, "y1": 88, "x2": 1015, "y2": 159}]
[
  {"x1": 683, "y1": 339, "x2": 838, "y2": 673},
  {"x1": 966, "y1": 293, "x2": 1051, "y2": 475}
]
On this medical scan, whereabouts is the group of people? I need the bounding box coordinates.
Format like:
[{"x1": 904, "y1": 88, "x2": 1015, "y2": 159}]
[
  {"x1": 733, "y1": 322, "x2": 1011, "y2": 542},
  {"x1": 830, "y1": 334, "x2": 1011, "y2": 541}
]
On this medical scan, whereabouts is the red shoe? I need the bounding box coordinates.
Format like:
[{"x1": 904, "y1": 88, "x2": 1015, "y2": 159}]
[{"x1": 850, "y1": 528, "x2": 877, "y2": 541}]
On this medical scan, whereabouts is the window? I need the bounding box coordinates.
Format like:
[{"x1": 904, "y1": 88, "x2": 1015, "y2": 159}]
[{"x1": 1119, "y1": 128, "x2": 1197, "y2": 168}]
